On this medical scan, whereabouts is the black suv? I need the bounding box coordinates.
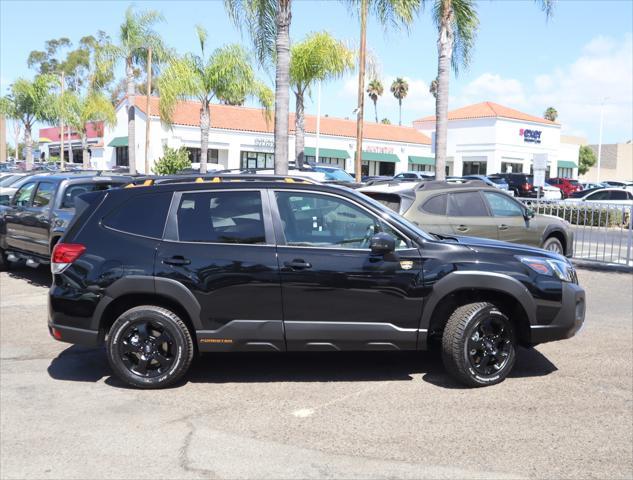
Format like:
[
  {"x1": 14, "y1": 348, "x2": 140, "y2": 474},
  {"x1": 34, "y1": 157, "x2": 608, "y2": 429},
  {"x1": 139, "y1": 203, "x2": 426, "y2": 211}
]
[
  {"x1": 489, "y1": 173, "x2": 536, "y2": 197},
  {"x1": 48, "y1": 177, "x2": 585, "y2": 388}
]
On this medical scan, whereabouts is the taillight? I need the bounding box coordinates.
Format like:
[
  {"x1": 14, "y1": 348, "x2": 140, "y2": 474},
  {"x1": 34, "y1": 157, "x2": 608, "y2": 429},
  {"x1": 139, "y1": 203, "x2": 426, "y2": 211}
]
[
  {"x1": 522, "y1": 182, "x2": 532, "y2": 191},
  {"x1": 51, "y1": 243, "x2": 86, "y2": 274}
]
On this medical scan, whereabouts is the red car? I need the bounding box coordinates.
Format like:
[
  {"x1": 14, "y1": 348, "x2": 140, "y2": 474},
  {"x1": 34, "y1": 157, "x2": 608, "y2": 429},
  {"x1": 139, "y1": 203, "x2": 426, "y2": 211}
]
[{"x1": 548, "y1": 177, "x2": 583, "y2": 198}]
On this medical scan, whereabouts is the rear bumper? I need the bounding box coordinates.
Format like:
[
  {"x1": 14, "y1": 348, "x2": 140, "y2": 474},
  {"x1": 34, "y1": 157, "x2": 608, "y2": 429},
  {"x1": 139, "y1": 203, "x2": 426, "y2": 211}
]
[
  {"x1": 530, "y1": 282, "x2": 585, "y2": 344},
  {"x1": 48, "y1": 323, "x2": 101, "y2": 346}
]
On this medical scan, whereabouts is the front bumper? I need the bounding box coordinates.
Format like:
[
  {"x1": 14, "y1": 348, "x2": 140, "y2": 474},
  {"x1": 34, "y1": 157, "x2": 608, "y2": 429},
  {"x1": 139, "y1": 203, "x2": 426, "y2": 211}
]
[{"x1": 530, "y1": 281, "x2": 585, "y2": 344}]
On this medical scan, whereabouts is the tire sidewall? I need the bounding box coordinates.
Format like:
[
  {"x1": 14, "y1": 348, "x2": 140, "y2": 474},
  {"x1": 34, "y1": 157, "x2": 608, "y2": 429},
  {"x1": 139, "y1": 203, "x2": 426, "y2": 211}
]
[
  {"x1": 107, "y1": 308, "x2": 189, "y2": 388},
  {"x1": 462, "y1": 307, "x2": 516, "y2": 386},
  {"x1": 543, "y1": 237, "x2": 563, "y2": 254}
]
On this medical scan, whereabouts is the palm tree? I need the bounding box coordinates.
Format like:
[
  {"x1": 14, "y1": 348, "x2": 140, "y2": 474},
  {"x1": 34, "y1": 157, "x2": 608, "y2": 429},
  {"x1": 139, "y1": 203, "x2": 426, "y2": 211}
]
[
  {"x1": 390, "y1": 77, "x2": 409, "y2": 126},
  {"x1": 431, "y1": 0, "x2": 554, "y2": 180},
  {"x1": 103, "y1": 7, "x2": 166, "y2": 174},
  {"x1": 291, "y1": 32, "x2": 354, "y2": 167},
  {"x1": 349, "y1": 0, "x2": 420, "y2": 181},
  {"x1": 366, "y1": 79, "x2": 384, "y2": 123},
  {"x1": 225, "y1": 0, "x2": 292, "y2": 175},
  {"x1": 158, "y1": 27, "x2": 273, "y2": 174},
  {"x1": 61, "y1": 91, "x2": 117, "y2": 168},
  {"x1": 0, "y1": 75, "x2": 56, "y2": 170},
  {"x1": 544, "y1": 106, "x2": 558, "y2": 122}
]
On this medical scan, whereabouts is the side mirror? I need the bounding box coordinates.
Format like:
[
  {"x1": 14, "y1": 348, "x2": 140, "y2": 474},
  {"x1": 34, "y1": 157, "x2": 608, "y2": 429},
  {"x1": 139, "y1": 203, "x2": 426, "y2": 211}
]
[{"x1": 369, "y1": 232, "x2": 396, "y2": 255}]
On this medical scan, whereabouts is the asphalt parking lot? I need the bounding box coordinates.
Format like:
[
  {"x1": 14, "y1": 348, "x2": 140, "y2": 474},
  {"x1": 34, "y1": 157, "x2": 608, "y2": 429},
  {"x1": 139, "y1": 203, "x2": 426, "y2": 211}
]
[{"x1": 1, "y1": 267, "x2": 631, "y2": 479}]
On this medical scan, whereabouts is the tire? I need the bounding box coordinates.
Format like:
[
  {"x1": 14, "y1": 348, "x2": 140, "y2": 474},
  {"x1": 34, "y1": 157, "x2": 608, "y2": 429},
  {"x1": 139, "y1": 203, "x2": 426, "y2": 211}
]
[
  {"x1": 542, "y1": 236, "x2": 564, "y2": 255},
  {"x1": 442, "y1": 302, "x2": 517, "y2": 387},
  {"x1": 106, "y1": 306, "x2": 195, "y2": 389}
]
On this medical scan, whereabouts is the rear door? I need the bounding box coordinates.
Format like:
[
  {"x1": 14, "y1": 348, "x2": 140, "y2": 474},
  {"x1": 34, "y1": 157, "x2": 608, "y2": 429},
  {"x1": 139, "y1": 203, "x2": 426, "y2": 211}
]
[{"x1": 447, "y1": 191, "x2": 499, "y2": 239}]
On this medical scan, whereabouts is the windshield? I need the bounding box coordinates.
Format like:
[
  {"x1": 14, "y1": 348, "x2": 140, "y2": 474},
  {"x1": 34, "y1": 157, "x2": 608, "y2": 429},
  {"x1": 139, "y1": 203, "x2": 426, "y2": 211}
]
[
  {"x1": 0, "y1": 175, "x2": 23, "y2": 187},
  {"x1": 313, "y1": 167, "x2": 355, "y2": 182}
]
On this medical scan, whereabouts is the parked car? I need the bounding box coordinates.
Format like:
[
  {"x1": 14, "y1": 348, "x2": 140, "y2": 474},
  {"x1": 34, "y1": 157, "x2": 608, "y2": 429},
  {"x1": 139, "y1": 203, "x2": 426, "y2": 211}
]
[
  {"x1": 362, "y1": 175, "x2": 395, "y2": 185},
  {"x1": 47, "y1": 176, "x2": 584, "y2": 389},
  {"x1": 580, "y1": 182, "x2": 606, "y2": 190},
  {"x1": 0, "y1": 173, "x2": 133, "y2": 268},
  {"x1": 489, "y1": 173, "x2": 537, "y2": 197},
  {"x1": 461, "y1": 174, "x2": 511, "y2": 192},
  {"x1": 541, "y1": 182, "x2": 563, "y2": 200},
  {"x1": 563, "y1": 188, "x2": 633, "y2": 206},
  {"x1": 601, "y1": 180, "x2": 627, "y2": 188},
  {"x1": 0, "y1": 173, "x2": 37, "y2": 206},
  {"x1": 392, "y1": 171, "x2": 434, "y2": 182},
  {"x1": 359, "y1": 180, "x2": 573, "y2": 256},
  {"x1": 547, "y1": 177, "x2": 582, "y2": 198}
]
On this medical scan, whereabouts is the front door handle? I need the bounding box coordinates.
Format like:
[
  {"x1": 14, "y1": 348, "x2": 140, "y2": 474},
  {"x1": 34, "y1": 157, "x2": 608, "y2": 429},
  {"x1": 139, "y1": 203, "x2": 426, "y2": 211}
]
[
  {"x1": 284, "y1": 259, "x2": 312, "y2": 270},
  {"x1": 162, "y1": 255, "x2": 191, "y2": 266},
  {"x1": 455, "y1": 225, "x2": 469, "y2": 232},
  {"x1": 498, "y1": 224, "x2": 509, "y2": 231}
]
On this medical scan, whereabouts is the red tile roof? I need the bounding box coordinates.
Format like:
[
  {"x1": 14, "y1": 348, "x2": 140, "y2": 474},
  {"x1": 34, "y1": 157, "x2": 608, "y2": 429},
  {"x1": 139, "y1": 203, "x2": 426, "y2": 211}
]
[
  {"x1": 132, "y1": 96, "x2": 431, "y2": 145},
  {"x1": 414, "y1": 101, "x2": 559, "y2": 126}
]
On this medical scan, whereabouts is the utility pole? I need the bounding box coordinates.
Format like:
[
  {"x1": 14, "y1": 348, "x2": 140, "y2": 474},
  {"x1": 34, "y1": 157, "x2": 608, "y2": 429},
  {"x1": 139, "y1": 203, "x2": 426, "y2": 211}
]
[
  {"x1": 596, "y1": 97, "x2": 607, "y2": 184},
  {"x1": 0, "y1": 115, "x2": 6, "y2": 163},
  {"x1": 315, "y1": 80, "x2": 321, "y2": 163},
  {"x1": 60, "y1": 72, "x2": 65, "y2": 171},
  {"x1": 144, "y1": 47, "x2": 153, "y2": 175},
  {"x1": 354, "y1": 0, "x2": 368, "y2": 183}
]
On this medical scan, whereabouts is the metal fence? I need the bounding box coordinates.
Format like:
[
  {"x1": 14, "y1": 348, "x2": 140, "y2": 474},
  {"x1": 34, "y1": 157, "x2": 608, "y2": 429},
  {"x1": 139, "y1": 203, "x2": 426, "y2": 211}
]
[{"x1": 518, "y1": 198, "x2": 633, "y2": 267}]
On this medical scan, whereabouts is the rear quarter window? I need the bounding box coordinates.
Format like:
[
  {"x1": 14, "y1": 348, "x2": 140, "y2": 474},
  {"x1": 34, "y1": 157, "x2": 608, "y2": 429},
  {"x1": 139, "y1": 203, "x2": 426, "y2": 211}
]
[
  {"x1": 102, "y1": 191, "x2": 173, "y2": 239},
  {"x1": 421, "y1": 194, "x2": 447, "y2": 215},
  {"x1": 363, "y1": 193, "x2": 401, "y2": 213}
]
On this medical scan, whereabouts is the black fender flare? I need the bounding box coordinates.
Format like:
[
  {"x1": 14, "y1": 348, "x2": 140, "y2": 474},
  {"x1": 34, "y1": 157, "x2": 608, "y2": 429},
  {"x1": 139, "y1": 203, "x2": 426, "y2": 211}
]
[
  {"x1": 419, "y1": 270, "x2": 537, "y2": 333},
  {"x1": 92, "y1": 276, "x2": 203, "y2": 331}
]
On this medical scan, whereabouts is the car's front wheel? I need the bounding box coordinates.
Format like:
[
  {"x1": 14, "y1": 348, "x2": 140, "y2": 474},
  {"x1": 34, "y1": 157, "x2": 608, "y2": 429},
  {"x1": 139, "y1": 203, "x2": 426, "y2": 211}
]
[
  {"x1": 442, "y1": 302, "x2": 517, "y2": 387},
  {"x1": 542, "y1": 236, "x2": 564, "y2": 255},
  {"x1": 106, "y1": 306, "x2": 194, "y2": 389}
]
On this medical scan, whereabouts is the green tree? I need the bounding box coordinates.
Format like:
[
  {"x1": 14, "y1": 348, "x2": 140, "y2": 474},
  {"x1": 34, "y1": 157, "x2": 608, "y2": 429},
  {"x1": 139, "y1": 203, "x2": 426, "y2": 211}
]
[
  {"x1": 153, "y1": 147, "x2": 192, "y2": 175},
  {"x1": 366, "y1": 79, "x2": 384, "y2": 123},
  {"x1": 60, "y1": 91, "x2": 117, "y2": 168},
  {"x1": 349, "y1": 0, "x2": 420, "y2": 181},
  {"x1": 390, "y1": 77, "x2": 409, "y2": 126},
  {"x1": 225, "y1": 0, "x2": 292, "y2": 175},
  {"x1": 158, "y1": 27, "x2": 273, "y2": 174},
  {"x1": 431, "y1": 0, "x2": 554, "y2": 181},
  {"x1": 380, "y1": 117, "x2": 391, "y2": 124},
  {"x1": 0, "y1": 75, "x2": 56, "y2": 169},
  {"x1": 578, "y1": 145, "x2": 597, "y2": 175},
  {"x1": 291, "y1": 32, "x2": 354, "y2": 166},
  {"x1": 544, "y1": 106, "x2": 558, "y2": 122}
]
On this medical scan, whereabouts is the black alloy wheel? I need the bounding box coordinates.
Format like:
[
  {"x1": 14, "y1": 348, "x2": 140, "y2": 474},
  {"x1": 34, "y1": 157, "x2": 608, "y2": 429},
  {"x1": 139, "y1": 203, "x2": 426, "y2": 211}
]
[
  {"x1": 119, "y1": 321, "x2": 176, "y2": 378},
  {"x1": 466, "y1": 316, "x2": 512, "y2": 376}
]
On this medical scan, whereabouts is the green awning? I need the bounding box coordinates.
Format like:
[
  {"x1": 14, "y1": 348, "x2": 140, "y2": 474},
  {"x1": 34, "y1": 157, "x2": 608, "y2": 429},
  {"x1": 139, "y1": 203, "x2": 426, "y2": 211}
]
[
  {"x1": 408, "y1": 155, "x2": 435, "y2": 165},
  {"x1": 558, "y1": 160, "x2": 578, "y2": 169},
  {"x1": 304, "y1": 147, "x2": 350, "y2": 159},
  {"x1": 356, "y1": 151, "x2": 400, "y2": 163},
  {"x1": 108, "y1": 136, "x2": 128, "y2": 147}
]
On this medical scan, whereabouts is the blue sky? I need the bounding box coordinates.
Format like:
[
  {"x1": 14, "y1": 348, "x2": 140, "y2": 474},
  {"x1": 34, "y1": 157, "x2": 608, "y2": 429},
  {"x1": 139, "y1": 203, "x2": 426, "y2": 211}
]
[{"x1": 1, "y1": 0, "x2": 632, "y2": 144}]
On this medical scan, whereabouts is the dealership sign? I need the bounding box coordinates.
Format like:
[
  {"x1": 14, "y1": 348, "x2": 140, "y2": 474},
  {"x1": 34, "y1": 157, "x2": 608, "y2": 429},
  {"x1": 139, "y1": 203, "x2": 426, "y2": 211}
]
[{"x1": 519, "y1": 128, "x2": 542, "y2": 144}]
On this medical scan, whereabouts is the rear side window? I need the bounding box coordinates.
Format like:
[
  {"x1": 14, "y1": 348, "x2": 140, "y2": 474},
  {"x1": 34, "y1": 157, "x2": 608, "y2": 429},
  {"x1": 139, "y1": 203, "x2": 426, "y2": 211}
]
[
  {"x1": 448, "y1": 192, "x2": 489, "y2": 217},
  {"x1": 364, "y1": 193, "x2": 401, "y2": 213},
  {"x1": 609, "y1": 190, "x2": 628, "y2": 200},
  {"x1": 62, "y1": 182, "x2": 125, "y2": 209},
  {"x1": 176, "y1": 190, "x2": 265, "y2": 244},
  {"x1": 421, "y1": 194, "x2": 447, "y2": 215},
  {"x1": 103, "y1": 192, "x2": 172, "y2": 239}
]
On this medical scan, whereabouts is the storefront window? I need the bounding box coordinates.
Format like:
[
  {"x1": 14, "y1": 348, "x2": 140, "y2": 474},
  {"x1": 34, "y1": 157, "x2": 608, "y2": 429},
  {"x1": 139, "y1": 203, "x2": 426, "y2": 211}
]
[
  {"x1": 557, "y1": 167, "x2": 573, "y2": 178},
  {"x1": 501, "y1": 162, "x2": 523, "y2": 174},
  {"x1": 186, "y1": 148, "x2": 219, "y2": 164},
  {"x1": 241, "y1": 151, "x2": 274, "y2": 170},
  {"x1": 462, "y1": 161, "x2": 487, "y2": 175},
  {"x1": 116, "y1": 146, "x2": 129, "y2": 167},
  {"x1": 408, "y1": 164, "x2": 434, "y2": 172},
  {"x1": 305, "y1": 156, "x2": 345, "y2": 168}
]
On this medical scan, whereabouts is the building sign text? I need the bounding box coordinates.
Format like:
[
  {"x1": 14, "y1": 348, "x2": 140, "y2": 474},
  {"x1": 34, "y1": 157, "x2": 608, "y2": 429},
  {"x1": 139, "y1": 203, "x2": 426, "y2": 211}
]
[{"x1": 519, "y1": 128, "x2": 542, "y2": 144}]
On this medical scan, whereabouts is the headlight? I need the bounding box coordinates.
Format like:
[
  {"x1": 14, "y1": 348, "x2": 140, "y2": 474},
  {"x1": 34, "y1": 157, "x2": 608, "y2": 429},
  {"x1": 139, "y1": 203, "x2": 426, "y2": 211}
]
[{"x1": 517, "y1": 256, "x2": 574, "y2": 282}]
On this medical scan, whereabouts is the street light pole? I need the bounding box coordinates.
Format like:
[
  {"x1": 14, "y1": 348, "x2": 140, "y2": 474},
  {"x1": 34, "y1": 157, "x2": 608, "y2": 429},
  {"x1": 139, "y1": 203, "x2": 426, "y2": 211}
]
[
  {"x1": 315, "y1": 80, "x2": 321, "y2": 164},
  {"x1": 596, "y1": 97, "x2": 608, "y2": 184}
]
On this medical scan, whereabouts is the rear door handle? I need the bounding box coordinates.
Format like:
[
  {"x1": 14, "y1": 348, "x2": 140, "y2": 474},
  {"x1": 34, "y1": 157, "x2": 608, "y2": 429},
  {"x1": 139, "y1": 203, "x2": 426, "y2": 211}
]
[
  {"x1": 162, "y1": 256, "x2": 191, "y2": 266},
  {"x1": 283, "y1": 259, "x2": 312, "y2": 270},
  {"x1": 455, "y1": 225, "x2": 469, "y2": 232},
  {"x1": 498, "y1": 224, "x2": 509, "y2": 231}
]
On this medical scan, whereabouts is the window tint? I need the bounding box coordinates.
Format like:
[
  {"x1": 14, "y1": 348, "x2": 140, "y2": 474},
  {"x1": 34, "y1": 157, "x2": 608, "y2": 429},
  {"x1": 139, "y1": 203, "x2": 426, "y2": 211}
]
[
  {"x1": 32, "y1": 182, "x2": 56, "y2": 208},
  {"x1": 275, "y1": 191, "x2": 406, "y2": 249},
  {"x1": 483, "y1": 192, "x2": 523, "y2": 217},
  {"x1": 62, "y1": 183, "x2": 124, "y2": 209},
  {"x1": 104, "y1": 192, "x2": 172, "y2": 239},
  {"x1": 176, "y1": 191, "x2": 265, "y2": 244},
  {"x1": 586, "y1": 191, "x2": 610, "y2": 201},
  {"x1": 13, "y1": 182, "x2": 36, "y2": 207},
  {"x1": 422, "y1": 194, "x2": 447, "y2": 215},
  {"x1": 447, "y1": 192, "x2": 489, "y2": 217},
  {"x1": 609, "y1": 190, "x2": 628, "y2": 200}
]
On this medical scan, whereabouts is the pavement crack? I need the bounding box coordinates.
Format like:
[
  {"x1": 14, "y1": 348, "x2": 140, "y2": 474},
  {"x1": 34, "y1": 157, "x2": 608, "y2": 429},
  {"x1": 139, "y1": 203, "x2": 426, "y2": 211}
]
[{"x1": 178, "y1": 419, "x2": 217, "y2": 479}]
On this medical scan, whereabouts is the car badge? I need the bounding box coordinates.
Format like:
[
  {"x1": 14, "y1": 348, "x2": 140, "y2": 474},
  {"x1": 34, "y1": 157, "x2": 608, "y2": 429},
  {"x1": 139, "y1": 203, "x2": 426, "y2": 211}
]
[{"x1": 400, "y1": 260, "x2": 414, "y2": 270}]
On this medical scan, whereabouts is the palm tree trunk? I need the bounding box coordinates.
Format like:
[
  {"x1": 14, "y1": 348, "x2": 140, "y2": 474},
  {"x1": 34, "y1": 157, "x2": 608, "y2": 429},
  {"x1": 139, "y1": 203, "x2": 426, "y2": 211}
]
[
  {"x1": 294, "y1": 90, "x2": 305, "y2": 168},
  {"x1": 144, "y1": 47, "x2": 152, "y2": 175},
  {"x1": 373, "y1": 100, "x2": 378, "y2": 123},
  {"x1": 354, "y1": 0, "x2": 368, "y2": 182},
  {"x1": 200, "y1": 102, "x2": 210, "y2": 174},
  {"x1": 398, "y1": 98, "x2": 402, "y2": 126},
  {"x1": 24, "y1": 124, "x2": 33, "y2": 170},
  {"x1": 59, "y1": 72, "x2": 65, "y2": 170},
  {"x1": 67, "y1": 130, "x2": 74, "y2": 164},
  {"x1": 81, "y1": 133, "x2": 90, "y2": 169},
  {"x1": 434, "y1": 0, "x2": 454, "y2": 182},
  {"x1": 274, "y1": 0, "x2": 292, "y2": 175},
  {"x1": 126, "y1": 57, "x2": 137, "y2": 174}
]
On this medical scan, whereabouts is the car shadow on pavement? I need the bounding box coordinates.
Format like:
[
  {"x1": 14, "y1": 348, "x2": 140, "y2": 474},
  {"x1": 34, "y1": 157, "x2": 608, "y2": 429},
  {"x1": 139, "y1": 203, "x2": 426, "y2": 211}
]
[
  {"x1": 5, "y1": 266, "x2": 52, "y2": 288},
  {"x1": 47, "y1": 345, "x2": 557, "y2": 389}
]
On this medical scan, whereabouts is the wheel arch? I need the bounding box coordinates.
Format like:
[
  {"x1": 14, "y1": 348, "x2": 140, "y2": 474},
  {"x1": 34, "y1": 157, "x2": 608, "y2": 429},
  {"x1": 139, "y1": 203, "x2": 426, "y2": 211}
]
[{"x1": 542, "y1": 226, "x2": 568, "y2": 254}]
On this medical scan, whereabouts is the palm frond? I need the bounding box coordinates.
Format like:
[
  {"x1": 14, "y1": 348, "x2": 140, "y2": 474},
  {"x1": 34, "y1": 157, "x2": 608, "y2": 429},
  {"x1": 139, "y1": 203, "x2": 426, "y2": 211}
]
[{"x1": 224, "y1": 0, "x2": 278, "y2": 66}]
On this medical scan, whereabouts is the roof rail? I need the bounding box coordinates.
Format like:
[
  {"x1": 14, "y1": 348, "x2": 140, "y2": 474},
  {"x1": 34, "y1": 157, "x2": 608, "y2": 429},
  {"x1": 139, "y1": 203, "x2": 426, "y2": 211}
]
[
  {"x1": 123, "y1": 173, "x2": 319, "y2": 188},
  {"x1": 415, "y1": 179, "x2": 488, "y2": 191}
]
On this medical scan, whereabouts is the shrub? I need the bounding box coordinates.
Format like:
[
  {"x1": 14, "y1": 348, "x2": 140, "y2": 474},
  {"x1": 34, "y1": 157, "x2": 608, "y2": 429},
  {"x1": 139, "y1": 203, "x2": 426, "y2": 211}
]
[
  {"x1": 153, "y1": 147, "x2": 191, "y2": 175},
  {"x1": 531, "y1": 203, "x2": 629, "y2": 227}
]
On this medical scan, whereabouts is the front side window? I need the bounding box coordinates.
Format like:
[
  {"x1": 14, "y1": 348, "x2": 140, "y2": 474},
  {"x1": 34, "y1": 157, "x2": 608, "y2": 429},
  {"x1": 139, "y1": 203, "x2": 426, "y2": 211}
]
[
  {"x1": 275, "y1": 191, "x2": 406, "y2": 249},
  {"x1": 483, "y1": 192, "x2": 523, "y2": 217},
  {"x1": 586, "y1": 191, "x2": 610, "y2": 201},
  {"x1": 32, "y1": 182, "x2": 56, "y2": 208},
  {"x1": 13, "y1": 182, "x2": 36, "y2": 207},
  {"x1": 447, "y1": 192, "x2": 489, "y2": 217},
  {"x1": 176, "y1": 190, "x2": 265, "y2": 244}
]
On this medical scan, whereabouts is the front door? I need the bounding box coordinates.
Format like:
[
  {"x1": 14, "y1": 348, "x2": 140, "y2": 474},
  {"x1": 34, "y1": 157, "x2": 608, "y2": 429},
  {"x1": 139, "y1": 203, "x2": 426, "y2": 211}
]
[
  {"x1": 156, "y1": 189, "x2": 284, "y2": 352},
  {"x1": 19, "y1": 181, "x2": 57, "y2": 257},
  {"x1": 482, "y1": 191, "x2": 539, "y2": 247},
  {"x1": 4, "y1": 181, "x2": 37, "y2": 253},
  {"x1": 271, "y1": 189, "x2": 424, "y2": 351}
]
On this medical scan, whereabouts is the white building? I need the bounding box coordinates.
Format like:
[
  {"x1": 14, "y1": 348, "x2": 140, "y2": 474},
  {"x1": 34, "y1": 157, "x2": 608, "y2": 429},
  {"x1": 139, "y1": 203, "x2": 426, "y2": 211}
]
[
  {"x1": 97, "y1": 96, "x2": 433, "y2": 176},
  {"x1": 413, "y1": 102, "x2": 580, "y2": 178}
]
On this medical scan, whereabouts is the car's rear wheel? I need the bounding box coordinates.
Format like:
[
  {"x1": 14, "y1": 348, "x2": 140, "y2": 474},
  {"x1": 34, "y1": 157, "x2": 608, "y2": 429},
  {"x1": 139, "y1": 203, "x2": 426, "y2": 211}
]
[
  {"x1": 542, "y1": 236, "x2": 564, "y2": 255},
  {"x1": 106, "y1": 306, "x2": 194, "y2": 389},
  {"x1": 442, "y1": 302, "x2": 516, "y2": 387}
]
